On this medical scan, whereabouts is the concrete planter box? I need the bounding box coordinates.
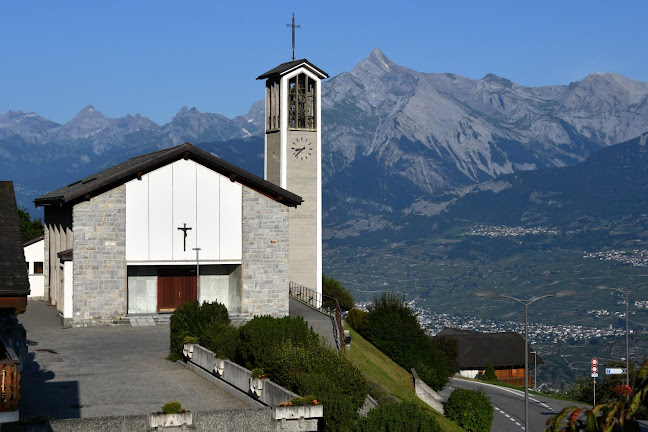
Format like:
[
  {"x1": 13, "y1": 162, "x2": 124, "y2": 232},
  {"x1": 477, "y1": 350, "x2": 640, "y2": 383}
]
[
  {"x1": 148, "y1": 411, "x2": 194, "y2": 429},
  {"x1": 182, "y1": 343, "x2": 194, "y2": 359},
  {"x1": 272, "y1": 404, "x2": 323, "y2": 420},
  {"x1": 249, "y1": 377, "x2": 268, "y2": 398}
]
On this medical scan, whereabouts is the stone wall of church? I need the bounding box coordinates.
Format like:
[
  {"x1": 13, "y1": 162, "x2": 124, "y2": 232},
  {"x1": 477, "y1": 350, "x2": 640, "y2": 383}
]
[
  {"x1": 241, "y1": 187, "x2": 290, "y2": 318},
  {"x1": 72, "y1": 185, "x2": 127, "y2": 326}
]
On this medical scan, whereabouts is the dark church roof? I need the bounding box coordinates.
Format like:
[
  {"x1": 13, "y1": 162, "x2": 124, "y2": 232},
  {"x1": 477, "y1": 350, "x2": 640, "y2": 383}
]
[
  {"x1": 35, "y1": 143, "x2": 303, "y2": 208},
  {"x1": 257, "y1": 59, "x2": 329, "y2": 80},
  {"x1": 0, "y1": 182, "x2": 30, "y2": 297},
  {"x1": 437, "y1": 328, "x2": 544, "y2": 370}
]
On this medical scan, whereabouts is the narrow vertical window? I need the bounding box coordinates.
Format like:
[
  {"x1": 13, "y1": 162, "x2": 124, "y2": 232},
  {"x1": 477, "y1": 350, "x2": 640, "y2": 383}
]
[
  {"x1": 266, "y1": 79, "x2": 280, "y2": 131},
  {"x1": 288, "y1": 73, "x2": 316, "y2": 129}
]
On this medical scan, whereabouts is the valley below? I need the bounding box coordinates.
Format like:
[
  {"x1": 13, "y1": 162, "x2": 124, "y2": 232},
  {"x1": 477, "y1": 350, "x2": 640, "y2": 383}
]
[{"x1": 325, "y1": 214, "x2": 648, "y2": 390}]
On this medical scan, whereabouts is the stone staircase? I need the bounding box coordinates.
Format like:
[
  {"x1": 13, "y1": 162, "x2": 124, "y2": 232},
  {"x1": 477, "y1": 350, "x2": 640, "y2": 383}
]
[{"x1": 112, "y1": 314, "x2": 171, "y2": 327}]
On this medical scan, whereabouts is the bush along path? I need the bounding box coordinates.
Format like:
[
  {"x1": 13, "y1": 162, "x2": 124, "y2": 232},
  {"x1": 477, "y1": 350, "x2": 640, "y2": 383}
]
[
  {"x1": 170, "y1": 300, "x2": 453, "y2": 431},
  {"x1": 347, "y1": 292, "x2": 458, "y2": 391}
]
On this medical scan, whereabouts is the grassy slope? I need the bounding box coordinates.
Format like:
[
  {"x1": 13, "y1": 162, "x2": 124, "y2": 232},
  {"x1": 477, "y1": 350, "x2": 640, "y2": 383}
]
[{"x1": 344, "y1": 327, "x2": 464, "y2": 432}]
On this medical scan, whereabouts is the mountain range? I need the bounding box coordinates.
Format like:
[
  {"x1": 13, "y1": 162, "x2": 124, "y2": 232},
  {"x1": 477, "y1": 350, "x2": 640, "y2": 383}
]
[{"x1": 3, "y1": 48, "x2": 648, "y2": 232}]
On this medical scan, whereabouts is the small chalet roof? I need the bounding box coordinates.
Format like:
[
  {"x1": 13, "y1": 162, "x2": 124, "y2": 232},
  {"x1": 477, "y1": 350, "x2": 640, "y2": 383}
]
[
  {"x1": 35, "y1": 142, "x2": 303, "y2": 208},
  {"x1": 23, "y1": 235, "x2": 44, "y2": 247},
  {"x1": 0, "y1": 181, "x2": 31, "y2": 297},
  {"x1": 437, "y1": 328, "x2": 544, "y2": 370},
  {"x1": 257, "y1": 59, "x2": 329, "y2": 80},
  {"x1": 57, "y1": 249, "x2": 73, "y2": 262}
]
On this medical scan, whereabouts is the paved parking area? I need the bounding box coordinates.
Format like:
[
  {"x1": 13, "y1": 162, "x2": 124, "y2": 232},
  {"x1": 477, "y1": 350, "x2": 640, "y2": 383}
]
[{"x1": 18, "y1": 301, "x2": 256, "y2": 420}]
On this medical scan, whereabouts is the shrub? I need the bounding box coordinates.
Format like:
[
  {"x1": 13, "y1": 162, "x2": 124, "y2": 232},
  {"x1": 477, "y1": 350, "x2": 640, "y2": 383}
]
[
  {"x1": 358, "y1": 292, "x2": 456, "y2": 390},
  {"x1": 236, "y1": 315, "x2": 320, "y2": 372},
  {"x1": 483, "y1": 362, "x2": 497, "y2": 382},
  {"x1": 201, "y1": 322, "x2": 238, "y2": 360},
  {"x1": 289, "y1": 395, "x2": 319, "y2": 406},
  {"x1": 322, "y1": 274, "x2": 355, "y2": 311},
  {"x1": 270, "y1": 343, "x2": 369, "y2": 431},
  {"x1": 346, "y1": 309, "x2": 368, "y2": 331},
  {"x1": 169, "y1": 301, "x2": 230, "y2": 360},
  {"x1": 355, "y1": 401, "x2": 442, "y2": 432},
  {"x1": 445, "y1": 388, "x2": 493, "y2": 432},
  {"x1": 250, "y1": 368, "x2": 267, "y2": 379},
  {"x1": 161, "y1": 401, "x2": 183, "y2": 414}
]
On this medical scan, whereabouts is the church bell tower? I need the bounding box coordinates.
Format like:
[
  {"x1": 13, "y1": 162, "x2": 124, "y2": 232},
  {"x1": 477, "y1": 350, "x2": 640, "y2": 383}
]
[{"x1": 257, "y1": 58, "x2": 329, "y2": 296}]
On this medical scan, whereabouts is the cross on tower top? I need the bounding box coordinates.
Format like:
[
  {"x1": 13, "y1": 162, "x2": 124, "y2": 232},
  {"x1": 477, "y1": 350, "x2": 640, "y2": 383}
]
[{"x1": 286, "y1": 13, "x2": 301, "y2": 61}]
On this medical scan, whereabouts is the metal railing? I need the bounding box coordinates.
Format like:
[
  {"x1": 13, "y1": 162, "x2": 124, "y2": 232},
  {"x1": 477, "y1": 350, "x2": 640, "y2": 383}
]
[{"x1": 289, "y1": 282, "x2": 344, "y2": 352}]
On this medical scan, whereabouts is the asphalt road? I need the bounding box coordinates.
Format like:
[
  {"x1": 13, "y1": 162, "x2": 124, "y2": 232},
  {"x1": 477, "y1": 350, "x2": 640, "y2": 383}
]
[{"x1": 440, "y1": 378, "x2": 587, "y2": 432}]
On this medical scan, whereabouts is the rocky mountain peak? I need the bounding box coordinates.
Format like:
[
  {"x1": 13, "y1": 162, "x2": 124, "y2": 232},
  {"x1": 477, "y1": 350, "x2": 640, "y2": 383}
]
[
  {"x1": 351, "y1": 49, "x2": 400, "y2": 79},
  {"x1": 172, "y1": 106, "x2": 204, "y2": 121},
  {"x1": 368, "y1": 48, "x2": 396, "y2": 71},
  {"x1": 480, "y1": 73, "x2": 516, "y2": 89},
  {"x1": 71, "y1": 105, "x2": 105, "y2": 121}
]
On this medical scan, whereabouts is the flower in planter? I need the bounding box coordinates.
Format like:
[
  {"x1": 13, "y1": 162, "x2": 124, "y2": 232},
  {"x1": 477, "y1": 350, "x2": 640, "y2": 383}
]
[
  {"x1": 289, "y1": 395, "x2": 319, "y2": 406},
  {"x1": 250, "y1": 368, "x2": 267, "y2": 379}
]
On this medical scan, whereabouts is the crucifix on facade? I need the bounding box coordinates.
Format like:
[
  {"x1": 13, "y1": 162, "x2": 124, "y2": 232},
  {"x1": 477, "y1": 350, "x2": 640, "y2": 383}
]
[{"x1": 177, "y1": 223, "x2": 192, "y2": 251}]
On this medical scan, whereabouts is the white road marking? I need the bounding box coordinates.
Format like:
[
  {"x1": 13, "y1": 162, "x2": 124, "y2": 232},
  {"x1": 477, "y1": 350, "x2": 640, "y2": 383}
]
[{"x1": 493, "y1": 405, "x2": 524, "y2": 430}]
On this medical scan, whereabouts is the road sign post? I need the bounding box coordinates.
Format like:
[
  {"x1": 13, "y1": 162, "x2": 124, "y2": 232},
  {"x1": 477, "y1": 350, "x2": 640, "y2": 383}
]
[{"x1": 592, "y1": 358, "x2": 598, "y2": 406}]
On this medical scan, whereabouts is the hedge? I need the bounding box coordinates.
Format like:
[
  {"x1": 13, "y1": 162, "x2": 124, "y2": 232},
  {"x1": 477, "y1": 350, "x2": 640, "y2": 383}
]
[{"x1": 445, "y1": 388, "x2": 493, "y2": 432}]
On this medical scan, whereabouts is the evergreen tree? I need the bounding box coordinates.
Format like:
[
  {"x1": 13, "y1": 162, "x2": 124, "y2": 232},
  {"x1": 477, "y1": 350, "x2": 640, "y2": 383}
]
[
  {"x1": 18, "y1": 208, "x2": 44, "y2": 243},
  {"x1": 484, "y1": 362, "x2": 498, "y2": 382}
]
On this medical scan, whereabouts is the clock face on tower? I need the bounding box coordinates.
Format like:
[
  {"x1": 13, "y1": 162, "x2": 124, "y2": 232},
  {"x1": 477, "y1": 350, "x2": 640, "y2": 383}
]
[{"x1": 291, "y1": 137, "x2": 313, "y2": 161}]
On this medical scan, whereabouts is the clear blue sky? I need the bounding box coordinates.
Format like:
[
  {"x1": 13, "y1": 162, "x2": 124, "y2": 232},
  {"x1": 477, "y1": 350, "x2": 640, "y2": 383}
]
[{"x1": 1, "y1": 1, "x2": 647, "y2": 125}]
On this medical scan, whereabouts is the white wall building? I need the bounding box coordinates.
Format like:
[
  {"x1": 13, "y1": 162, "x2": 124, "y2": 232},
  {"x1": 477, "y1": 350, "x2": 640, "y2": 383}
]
[{"x1": 23, "y1": 236, "x2": 44, "y2": 299}]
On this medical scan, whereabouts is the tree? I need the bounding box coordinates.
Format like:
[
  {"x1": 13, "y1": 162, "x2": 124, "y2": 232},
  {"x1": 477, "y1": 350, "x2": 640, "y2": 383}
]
[
  {"x1": 322, "y1": 274, "x2": 354, "y2": 311},
  {"x1": 484, "y1": 362, "x2": 498, "y2": 382},
  {"x1": 18, "y1": 208, "x2": 44, "y2": 243}
]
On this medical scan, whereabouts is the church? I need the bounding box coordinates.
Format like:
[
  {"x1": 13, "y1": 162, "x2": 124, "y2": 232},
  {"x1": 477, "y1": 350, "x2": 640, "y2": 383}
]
[{"x1": 35, "y1": 59, "x2": 328, "y2": 326}]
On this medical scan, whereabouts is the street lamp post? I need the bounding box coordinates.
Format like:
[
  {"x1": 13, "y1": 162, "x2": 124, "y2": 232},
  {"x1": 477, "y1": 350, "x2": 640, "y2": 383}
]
[
  {"x1": 475, "y1": 289, "x2": 576, "y2": 431},
  {"x1": 531, "y1": 351, "x2": 537, "y2": 391},
  {"x1": 193, "y1": 247, "x2": 201, "y2": 294},
  {"x1": 597, "y1": 286, "x2": 631, "y2": 398}
]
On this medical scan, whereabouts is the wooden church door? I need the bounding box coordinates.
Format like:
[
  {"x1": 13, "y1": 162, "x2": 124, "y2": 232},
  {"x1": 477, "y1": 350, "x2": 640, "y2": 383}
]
[{"x1": 157, "y1": 267, "x2": 197, "y2": 312}]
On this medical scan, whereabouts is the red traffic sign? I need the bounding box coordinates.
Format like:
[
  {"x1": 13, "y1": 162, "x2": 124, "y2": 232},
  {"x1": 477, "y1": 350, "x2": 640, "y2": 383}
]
[
  {"x1": 591, "y1": 365, "x2": 598, "y2": 373},
  {"x1": 591, "y1": 358, "x2": 598, "y2": 366}
]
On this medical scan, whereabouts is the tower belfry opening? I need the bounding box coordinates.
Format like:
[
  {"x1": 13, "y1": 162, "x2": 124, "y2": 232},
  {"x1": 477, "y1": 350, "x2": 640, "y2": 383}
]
[{"x1": 288, "y1": 73, "x2": 316, "y2": 129}]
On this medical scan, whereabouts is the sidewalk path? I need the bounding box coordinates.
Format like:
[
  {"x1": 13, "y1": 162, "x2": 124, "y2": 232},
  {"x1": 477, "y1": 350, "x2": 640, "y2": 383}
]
[
  {"x1": 18, "y1": 301, "x2": 256, "y2": 420},
  {"x1": 289, "y1": 297, "x2": 336, "y2": 349}
]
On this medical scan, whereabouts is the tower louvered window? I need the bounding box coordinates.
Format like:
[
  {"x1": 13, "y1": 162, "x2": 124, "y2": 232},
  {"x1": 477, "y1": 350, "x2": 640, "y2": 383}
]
[
  {"x1": 266, "y1": 79, "x2": 280, "y2": 131},
  {"x1": 288, "y1": 73, "x2": 316, "y2": 129}
]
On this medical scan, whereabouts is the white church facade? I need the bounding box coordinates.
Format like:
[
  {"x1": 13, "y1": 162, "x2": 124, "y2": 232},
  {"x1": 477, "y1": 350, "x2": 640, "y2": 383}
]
[{"x1": 35, "y1": 59, "x2": 328, "y2": 326}]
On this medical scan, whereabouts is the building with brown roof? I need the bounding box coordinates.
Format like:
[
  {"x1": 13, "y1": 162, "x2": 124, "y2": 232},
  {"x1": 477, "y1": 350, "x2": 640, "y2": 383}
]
[{"x1": 438, "y1": 328, "x2": 544, "y2": 387}]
